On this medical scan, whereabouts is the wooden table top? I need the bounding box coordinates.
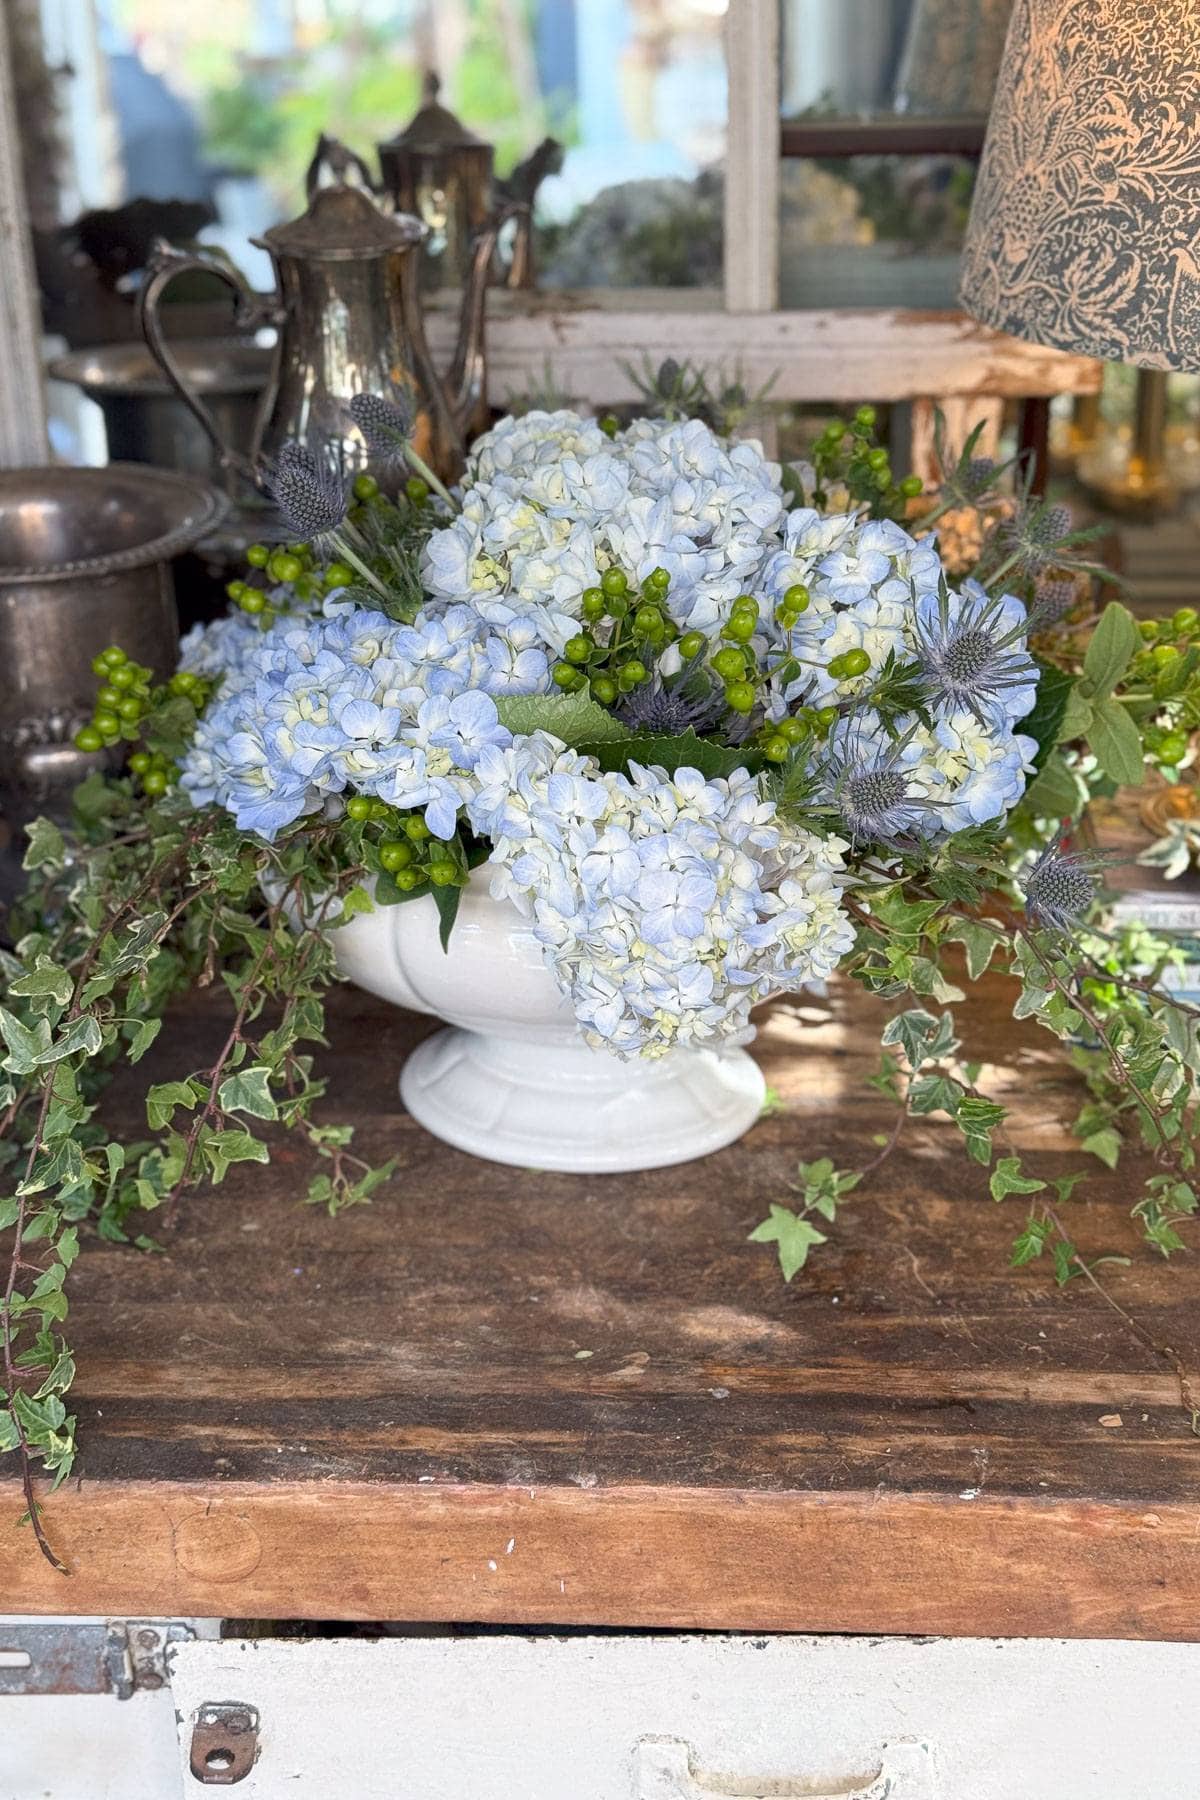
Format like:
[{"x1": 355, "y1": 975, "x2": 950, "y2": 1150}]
[{"x1": 4, "y1": 976, "x2": 1199, "y2": 1635}]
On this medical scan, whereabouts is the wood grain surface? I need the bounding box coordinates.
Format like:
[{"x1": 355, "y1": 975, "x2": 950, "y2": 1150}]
[{"x1": 3, "y1": 975, "x2": 1199, "y2": 1632}]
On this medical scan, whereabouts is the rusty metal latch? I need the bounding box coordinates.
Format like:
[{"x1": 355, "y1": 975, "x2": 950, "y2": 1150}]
[
  {"x1": 189, "y1": 1701, "x2": 260, "y2": 1785},
  {"x1": 0, "y1": 1619, "x2": 193, "y2": 1698}
]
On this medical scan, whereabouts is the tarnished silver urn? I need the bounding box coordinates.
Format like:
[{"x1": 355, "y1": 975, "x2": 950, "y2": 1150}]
[{"x1": 0, "y1": 465, "x2": 223, "y2": 825}]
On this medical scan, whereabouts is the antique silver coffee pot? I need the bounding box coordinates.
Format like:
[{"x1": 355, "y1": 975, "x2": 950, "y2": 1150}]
[{"x1": 138, "y1": 180, "x2": 509, "y2": 487}]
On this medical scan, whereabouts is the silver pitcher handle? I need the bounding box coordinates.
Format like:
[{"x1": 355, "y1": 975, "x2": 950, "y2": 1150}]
[{"x1": 137, "y1": 240, "x2": 281, "y2": 486}]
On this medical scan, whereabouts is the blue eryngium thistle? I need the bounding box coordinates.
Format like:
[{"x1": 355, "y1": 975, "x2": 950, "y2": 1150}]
[
  {"x1": 1023, "y1": 839, "x2": 1100, "y2": 934},
  {"x1": 349, "y1": 390, "x2": 416, "y2": 458},
  {"x1": 819, "y1": 723, "x2": 934, "y2": 846},
  {"x1": 617, "y1": 671, "x2": 727, "y2": 735},
  {"x1": 265, "y1": 442, "x2": 347, "y2": 540},
  {"x1": 913, "y1": 582, "x2": 1035, "y2": 724}
]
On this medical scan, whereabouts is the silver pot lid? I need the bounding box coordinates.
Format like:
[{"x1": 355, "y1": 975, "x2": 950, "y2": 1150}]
[
  {"x1": 257, "y1": 183, "x2": 426, "y2": 262},
  {"x1": 379, "y1": 71, "x2": 490, "y2": 154}
]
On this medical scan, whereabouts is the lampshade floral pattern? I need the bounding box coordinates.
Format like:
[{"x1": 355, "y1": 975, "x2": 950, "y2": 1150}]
[{"x1": 959, "y1": 0, "x2": 1200, "y2": 370}]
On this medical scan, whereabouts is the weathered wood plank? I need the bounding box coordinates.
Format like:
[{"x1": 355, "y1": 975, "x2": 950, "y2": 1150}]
[
  {"x1": 1, "y1": 973, "x2": 1197, "y2": 1629},
  {"x1": 427, "y1": 297, "x2": 1101, "y2": 406}
]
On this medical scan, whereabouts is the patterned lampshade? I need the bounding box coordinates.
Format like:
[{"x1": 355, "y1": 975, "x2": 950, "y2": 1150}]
[{"x1": 959, "y1": 0, "x2": 1200, "y2": 370}]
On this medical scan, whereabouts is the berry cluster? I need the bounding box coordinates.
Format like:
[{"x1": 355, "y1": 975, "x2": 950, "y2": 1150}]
[
  {"x1": 75, "y1": 646, "x2": 213, "y2": 794},
  {"x1": 343, "y1": 795, "x2": 466, "y2": 891},
  {"x1": 810, "y1": 405, "x2": 923, "y2": 517},
  {"x1": 552, "y1": 565, "x2": 675, "y2": 702}
]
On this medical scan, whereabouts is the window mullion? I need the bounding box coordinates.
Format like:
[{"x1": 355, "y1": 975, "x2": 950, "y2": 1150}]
[{"x1": 723, "y1": 0, "x2": 780, "y2": 314}]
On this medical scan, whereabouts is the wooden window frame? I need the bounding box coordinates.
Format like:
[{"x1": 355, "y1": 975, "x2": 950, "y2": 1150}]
[{"x1": 0, "y1": 0, "x2": 1097, "y2": 469}]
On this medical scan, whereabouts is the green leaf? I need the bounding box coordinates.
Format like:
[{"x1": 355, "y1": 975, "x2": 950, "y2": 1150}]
[
  {"x1": 1082, "y1": 602, "x2": 1140, "y2": 699},
  {"x1": 1088, "y1": 698, "x2": 1145, "y2": 788},
  {"x1": 989, "y1": 1156, "x2": 1047, "y2": 1201},
  {"x1": 748, "y1": 1204, "x2": 827, "y2": 1281},
  {"x1": 9, "y1": 957, "x2": 73, "y2": 1007},
  {"x1": 1021, "y1": 751, "x2": 1086, "y2": 820},
  {"x1": 880, "y1": 1007, "x2": 939, "y2": 1069},
  {"x1": 579, "y1": 728, "x2": 765, "y2": 781},
  {"x1": 43, "y1": 1015, "x2": 103, "y2": 1065},
  {"x1": 202, "y1": 1129, "x2": 270, "y2": 1183},
  {"x1": 1081, "y1": 1126, "x2": 1122, "y2": 1169},
  {"x1": 21, "y1": 817, "x2": 65, "y2": 871},
  {"x1": 943, "y1": 919, "x2": 999, "y2": 982},
  {"x1": 494, "y1": 689, "x2": 631, "y2": 746},
  {"x1": 0, "y1": 1006, "x2": 53, "y2": 1074},
  {"x1": 1023, "y1": 659, "x2": 1075, "y2": 769},
  {"x1": 127, "y1": 1017, "x2": 162, "y2": 1064},
  {"x1": 146, "y1": 1080, "x2": 200, "y2": 1132},
  {"x1": 431, "y1": 881, "x2": 462, "y2": 953},
  {"x1": 217, "y1": 1065, "x2": 279, "y2": 1122}
]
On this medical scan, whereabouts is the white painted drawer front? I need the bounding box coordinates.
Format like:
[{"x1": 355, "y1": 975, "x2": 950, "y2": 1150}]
[{"x1": 167, "y1": 1634, "x2": 1200, "y2": 1800}]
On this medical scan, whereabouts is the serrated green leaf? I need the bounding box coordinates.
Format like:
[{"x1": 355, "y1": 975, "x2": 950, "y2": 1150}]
[
  {"x1": 579, "y1": 729, "x2": 766, "y2": 781},
  {"x1": 1088, "y1": 698, "x2": 1145, "y2": 787},
  {"x1": 494, "y1": 689, "x2": 632, "y2": 746},
  {"x1": 1021, "y1": 750, "x2": 1086, "y2": 820},
  {"x1": 0, "y1": 1006, "x2": 53, "y2": 1074},
  {"x1": 1082, "y1": 602, "x2": 1140, "y2": 699}
]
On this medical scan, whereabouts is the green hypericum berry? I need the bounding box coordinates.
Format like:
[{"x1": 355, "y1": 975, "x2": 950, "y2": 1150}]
[
  {"x1": 379, "y1": 841, "x2": 414, "y2": 871},
  {"x1": 712, "y1": 647, "x2": 745, "y2": 680},
  {"x1": 1172, "y1": 608, "x2": 1198, "y2": 636},
  {"x1": 828, "y1": 649, "x2": 870, "y2": 679},
  {"x1": 765, "y1": 736, "x2": 790, "y2": 762},
  {"x1": 591, "y1": 675, "x2": 618, "y2": 705},
  {"x1": 564, "y1": 634, "x2": 593, "y2": 664},
  {"x1": 405, "y1": 476, "x2": 429, "y2": 504},
  {"x1": 783, "y1": 584, "x2": 810, "y2": 613},
  {"x1": 855, "y1": 405, "x2": 876, "y2": 429},
  {"x1": 599, "y1": 413, "x2": 620, "y2": 438},
  {"x1": 226, "y1": 579, "x2": 248, "y2": 602},
  {"x1": 95, "y1": 684, "x2": 121, "y2": 708},
  {"x1": 1158, "y1": 732, "x2": 1189, "y2": 766},
  {"x1": 101, "y1": 646, "x2": 127, "y2": 668},
  {"x1": 725, "y1": 680, "x2": 756, "y2": 713},
  {"x1": 778, "y1": 717, "x2": 807, "y2": 744},
  {"x1": 346, "y1": 796, "x2": 372, "y2": 821},
  {"x1": 90, "y1": 655, "x2": 110, "y2": 677},
  {"x1": 246, "y1": 543, "x2": 270, "y2": 568},
  {"x1": 553, "y1": 662, "x2": 585, "y2": 690},
  {"x1": 867, "y1": 448, "x2": 889, "y2": 471},
  {"x1": 725, "y1": 614, "x2": 756, "y2": 643},
  {"x1": 142, "y1": 769, "x2": 168, "y2": 797},
  {"x1": 109, "y1": 664, "x2": 136, "y2": 691},
  {"x1": 634, "y1": 604, "x2": 663, "y2": 635},
  {"x1": 899, "y1": 475, "x2": 923, "y2": 498},
  {"x1": 647, "y1": 566, "x2": 671, "y2": 593},
  {"x1": 678, "y1": 630, "x2": 706, "y2": 660},
  {"x1": 74, "y1": 725, "x2": 103, "y2": 753},
  {"x1": 92, "y1": 709, "x2": 119, "y2": 735},
  {"x1": 405, "y1": 816, "x2": 432, "y2": 841},
  {"x1": 117, "y1": 696, "x2": 142, "y2": 721},
  {"x1": 428, "y1": 862, "x2": 458, "y2": 887},
  {"x1": 1152, "y1": 644, "x2": 1179, "y2": 667},
  {"x1": 353, "y1": 473, "x2": 379, "y2": 500},
  {"x1": 581, "y1": 586, "x2": 606, "y2": 619},
  {"x1": 1139, "y1": 620, "x2": 1159, "y2": 640},
  {"x1": 873, "y1": 470, "x2": 890, "y2": 491},
  {"x1": 239, "y1": 589, "x2": 266, "y2": 615},
  {"x1": 324, "y1": 561, "x2": 354, "y2": 588},
  {"x1": 128, "y1": 751, "x2": 151, "y2": 774},
  {"x1": 601, "y1": 567, "x2": 629, "y2": 598},
  {"x1": 275, "y1": 553, "x2": 304, "y2": 584},
  {"x1": 816, "y1": 705, "x2": 839, "y2": 728},
  {"x1": 395, "y1": 869, "x2": 422, "y2": 891},
  {"x1": 621, "y1": 659, "x2": 648, "y2": 684}
]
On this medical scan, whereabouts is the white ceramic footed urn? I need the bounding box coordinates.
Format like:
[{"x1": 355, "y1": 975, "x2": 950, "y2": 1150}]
[{"x1": 329, "y1": 870, "x2": 766, "y2": 1174}]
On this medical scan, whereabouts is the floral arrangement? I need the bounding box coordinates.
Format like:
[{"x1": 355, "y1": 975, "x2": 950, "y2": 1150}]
[{"x1": 4, "y1": 380, "x2": 1199, "y2": 1568}]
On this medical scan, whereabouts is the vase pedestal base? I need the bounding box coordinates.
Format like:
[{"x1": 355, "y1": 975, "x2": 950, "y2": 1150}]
[{"x1": 400, "y1": 1026, "x2": 766, "y2": 1174}]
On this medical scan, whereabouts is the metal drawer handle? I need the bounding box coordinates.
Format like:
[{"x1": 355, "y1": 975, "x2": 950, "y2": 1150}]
[{"x1": 635, "y1": 1737, "x2": 937, "y2": 1799}]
